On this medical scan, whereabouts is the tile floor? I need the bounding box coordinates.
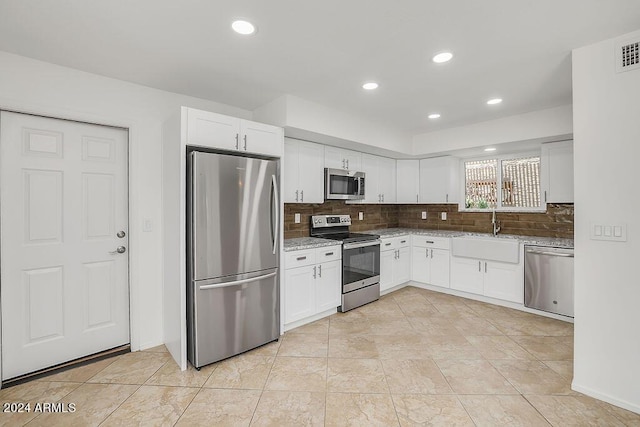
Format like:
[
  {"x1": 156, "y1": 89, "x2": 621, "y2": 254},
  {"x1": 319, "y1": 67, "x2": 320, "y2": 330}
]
[{"x1": 2, "y1": 286, "x2": 639, "y2": 426}]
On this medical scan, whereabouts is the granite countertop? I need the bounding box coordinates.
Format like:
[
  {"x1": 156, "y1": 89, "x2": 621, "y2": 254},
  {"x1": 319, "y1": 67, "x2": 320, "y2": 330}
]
[
  {"x1": 362, "y1": 228, "x2": 574, "y2": 249},
  {"x1": 283, "y1": 237, "x2": 341, "y2": 252}
]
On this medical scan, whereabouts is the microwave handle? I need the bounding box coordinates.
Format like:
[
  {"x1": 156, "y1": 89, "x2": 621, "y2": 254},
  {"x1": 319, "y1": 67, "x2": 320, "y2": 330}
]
[{"x1": 357, "y1": 177, "x2": 363, "y2": 195}]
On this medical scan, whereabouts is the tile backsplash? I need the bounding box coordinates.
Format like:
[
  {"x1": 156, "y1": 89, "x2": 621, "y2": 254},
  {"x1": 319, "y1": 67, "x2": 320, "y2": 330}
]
[{"x1": 284, "y1": 202, "x2": 573, "y2": 240}]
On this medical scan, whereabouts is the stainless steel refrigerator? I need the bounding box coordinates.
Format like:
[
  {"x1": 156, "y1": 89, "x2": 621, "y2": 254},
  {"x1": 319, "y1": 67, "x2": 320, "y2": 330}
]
[{"x1": 186, "y1": 149, "x2": 280, "y2": 369}]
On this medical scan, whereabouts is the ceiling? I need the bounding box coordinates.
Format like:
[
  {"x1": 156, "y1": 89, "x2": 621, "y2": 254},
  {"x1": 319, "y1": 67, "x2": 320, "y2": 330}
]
[{"x1": 1, "y1": 1, "x2": 640, "y2": 135}]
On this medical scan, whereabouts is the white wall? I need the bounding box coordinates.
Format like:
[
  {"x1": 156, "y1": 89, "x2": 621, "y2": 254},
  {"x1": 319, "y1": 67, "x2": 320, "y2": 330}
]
[
  {"x1": 412, "y1": 105, "x2": 573, "y2": 155},
  {"x1": 0, "y1": 51, "x2": 251, "y2": 351},
  {"x1": 254, "y1": 94, "x2": 413, "y2": 156},
  {"x1": 572, "y1": 30, "x2": 640, "y2": 413}
]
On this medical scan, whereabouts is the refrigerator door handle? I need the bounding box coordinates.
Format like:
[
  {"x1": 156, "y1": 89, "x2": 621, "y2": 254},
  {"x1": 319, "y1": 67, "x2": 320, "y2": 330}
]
[
  {"x1": 198, "y1": 271, "x2": 277, "y2": 290},
  {"x1": 271, "y1": 174, "x2": 279, "y2": 254}
]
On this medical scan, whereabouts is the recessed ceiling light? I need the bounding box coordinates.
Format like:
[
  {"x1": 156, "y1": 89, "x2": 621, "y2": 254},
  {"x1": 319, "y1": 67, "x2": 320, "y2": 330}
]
[
  {"x1": 232, "y1": 20, "x2": 256, "y2": 35},
  {"x1": 362, "y1": 82, "x2": 379, "y2": 90},
  {"x1": 487, "y1": 98, "x2": 503, "y2": 105},
  {"x1": 484, "y1": 147, "x2": 497, "y2": 152},
  {"x1": 432, "y1": 52, "x2": 453, "y2": 63},
  {"x1": 428, "y1": 113, "x2": 441, "y2": 119}
]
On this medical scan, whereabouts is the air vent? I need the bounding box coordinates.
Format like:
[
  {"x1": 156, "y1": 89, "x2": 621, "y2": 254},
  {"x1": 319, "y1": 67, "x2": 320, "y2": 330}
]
[{"x1": 616, "y1": 40, "x2": 640, "y2": 73}]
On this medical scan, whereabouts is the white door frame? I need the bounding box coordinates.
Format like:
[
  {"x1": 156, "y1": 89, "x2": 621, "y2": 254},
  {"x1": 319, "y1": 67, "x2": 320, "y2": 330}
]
[{"x1": 0, "y1": 102, "x2": 141, "y2": 387}]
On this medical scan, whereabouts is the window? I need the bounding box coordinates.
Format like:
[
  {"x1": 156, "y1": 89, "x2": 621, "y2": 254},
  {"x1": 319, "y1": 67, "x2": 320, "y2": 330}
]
[{"x1": 464, "y1": 154, "x2": 541, "y2": 211}]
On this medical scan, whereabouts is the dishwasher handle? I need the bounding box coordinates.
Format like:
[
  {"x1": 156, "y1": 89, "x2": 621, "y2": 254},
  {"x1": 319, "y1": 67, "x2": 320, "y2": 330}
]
[{"x1": 526, "y1": 249, "x2": 574, "y2": 258}]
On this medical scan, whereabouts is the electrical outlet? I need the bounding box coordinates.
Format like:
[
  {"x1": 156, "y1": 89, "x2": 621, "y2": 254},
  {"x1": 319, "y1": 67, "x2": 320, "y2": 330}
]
[
  {"x1": 294, "y1": 213, "x2": 301, "y2": 224},
  {"x1": 421, "y1": 211, "x2": 427, "y2": 220},
  {"x1": 358, "y1": 212, "x2": 364, "y2": 220},
  {"x1": 441, "y1": 212, "x2": 447, "y2": 221}
]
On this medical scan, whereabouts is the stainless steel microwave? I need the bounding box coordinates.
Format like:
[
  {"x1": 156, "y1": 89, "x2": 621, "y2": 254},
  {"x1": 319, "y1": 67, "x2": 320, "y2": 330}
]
[{"x1": 325, "y1": 168, "x2": 365, "y2": 200}]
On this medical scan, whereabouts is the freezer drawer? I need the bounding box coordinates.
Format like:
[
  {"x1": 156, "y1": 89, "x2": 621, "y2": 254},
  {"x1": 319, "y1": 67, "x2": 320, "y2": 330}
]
[
  {"x1": 187, "y1": 268, "x2": 280, "y2": 368},
  {"x1": 524, "y1": 246, "x2": 574, "y2": 317}
]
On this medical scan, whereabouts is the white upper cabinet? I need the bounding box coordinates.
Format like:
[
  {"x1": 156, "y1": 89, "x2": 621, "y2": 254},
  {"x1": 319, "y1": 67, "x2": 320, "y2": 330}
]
[
  {"x1": 419, "y1": 156, "x2": 459, "y2": 204},
  {"x1": 359, "y1": 154, "x2": 396, "y2": 203},
  {"x1": 283, "y1": 138, "x2": 324, "y2": 203},
  {"x1": 185, "y1": 108, "x2": 283, "y2": 157},
  {"x1": 541, "y1": 140, "x2": 574, "y2": 203},
  {"x1": 324, "y1": 146, "x2": 361, "y2": 170},
  {"x1": 396, "y1": 160, "x2": 420, "y2": 204}
]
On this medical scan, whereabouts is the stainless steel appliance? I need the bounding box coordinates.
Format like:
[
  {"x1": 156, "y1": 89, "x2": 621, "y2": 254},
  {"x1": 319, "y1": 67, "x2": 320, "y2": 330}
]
[
  {"x1": 310, "y1": 215, "x2": 380, "y2": 311},
  {"x1": 524, "y1": 245, "x2": 574, "y2": 317},
  {"x1": 324, "y1": 168, "x2": 365, "y2": 200},
  {"x1": 186, "y1": 148, "x2": 280, "y2": 369}
]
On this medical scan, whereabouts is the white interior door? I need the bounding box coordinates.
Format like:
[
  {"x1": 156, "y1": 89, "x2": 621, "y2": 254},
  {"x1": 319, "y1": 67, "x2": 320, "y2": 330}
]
[{"x1": 0, "y1": 111, "x2": 130, "y2": 380}]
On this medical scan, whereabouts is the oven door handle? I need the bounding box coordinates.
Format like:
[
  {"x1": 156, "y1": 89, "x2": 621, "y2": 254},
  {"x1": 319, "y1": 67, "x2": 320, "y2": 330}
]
[{"x1": 343, "y1": 239, "x2": 382, "y2": 250}]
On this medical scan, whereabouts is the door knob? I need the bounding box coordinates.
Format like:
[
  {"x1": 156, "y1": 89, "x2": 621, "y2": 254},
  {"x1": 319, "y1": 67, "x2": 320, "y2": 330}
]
[
  {"x1": 110, "y1": 246, "x2": 126, "y2": 254},
  {"x1": 117, "y1": 230, "x2": 126, "y2": 238}
]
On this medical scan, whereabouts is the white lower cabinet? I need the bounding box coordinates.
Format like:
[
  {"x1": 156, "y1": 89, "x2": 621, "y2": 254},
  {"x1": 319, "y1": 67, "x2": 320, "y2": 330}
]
[
  {"x1": 411, "y1": 236, "x2": 450, "y2": 288},
  {"x1": 284, "y1": 245, "x2": 342, "y2": 326},
  {"x1": 380, "y1": 236, "x2": 411, "y2": 292},
  {"x1": 450, "y1": 256, "x2": 523, "y2": 303}
]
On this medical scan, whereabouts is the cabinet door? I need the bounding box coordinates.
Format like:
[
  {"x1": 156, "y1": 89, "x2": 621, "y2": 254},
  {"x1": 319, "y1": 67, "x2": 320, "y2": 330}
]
[
  {"x1": 240, "y1": 120, "x2": 283, "y2": 157},
  {"x1": 324, "y1": 146, "x2": 347, "y2": 169},
  {"x1": 484, "y1": 261, "x2": 523, "y2": 303},
  {"x1": 283, "y1": 139, "x2": 300, "y2": 203},
  {"x1": 361, "y1": 154, "x2": 380, "y2": 203},
  {"x1": 396, "y1": 160, "x2": 420, "y2": 203},
  {"x1": 541, "y1": 140, "x2": 573, "y2": 203},
  {"x1": 297, "y1": 141, "x2": 325, "y2": 203},
  {"x1": 186, "y1": 109, "x2": 239, "y2": 151},
  {"x1": 378, "y1": 157, "x2": 396, "y2": 203},
  {"x1": 315, "y1": 260, "x2": 341, "y2": 312},
  {"x1": 450, "y1": 257, "x2": 483, "y2": 294},
  {"x1": 380, "y1": 250, "x2": 395, "y2": 292},
  {"x1": 394, "y1": 246, "x2": 411, "y2": 286},
  {"x1": 420, "y1": 157, "x2": 459, "y2": 203},
  {"x1": 429, "y1": 249, "x2": 450, "y2": 288},
  {"x1": 411, "y1": 246, "x2": 430, "y2": 283},
  {"x1": 284, "y1": 266, "x2": 315, "y2": 323}
]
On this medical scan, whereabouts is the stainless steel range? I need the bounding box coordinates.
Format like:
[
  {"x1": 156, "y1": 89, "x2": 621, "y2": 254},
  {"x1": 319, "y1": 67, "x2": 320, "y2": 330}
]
[{"x1": 310, "y1": 215, "x2": 381, "y2": 312}]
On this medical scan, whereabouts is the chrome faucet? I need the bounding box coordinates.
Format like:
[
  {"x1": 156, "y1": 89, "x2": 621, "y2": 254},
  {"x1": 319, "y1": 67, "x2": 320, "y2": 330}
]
[{"x1": 492, "y1": 210, "x2": 501, "y2": 236}]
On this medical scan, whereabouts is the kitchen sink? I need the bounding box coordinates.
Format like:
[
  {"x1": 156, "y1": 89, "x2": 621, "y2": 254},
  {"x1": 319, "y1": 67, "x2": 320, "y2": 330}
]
[{"x1": 451, "y1": 236, "x2": 520, "y2": 263}]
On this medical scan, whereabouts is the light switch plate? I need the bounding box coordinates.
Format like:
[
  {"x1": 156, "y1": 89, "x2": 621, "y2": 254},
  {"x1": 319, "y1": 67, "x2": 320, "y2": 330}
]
[
  {"x1": 294, "y1": 213, "x2": 301, "y2": 224},
  {"x1": 359, "y1": 212, "x2": 364, "y2": 220},
  {"x1": 591, "y1": 223, "x2": 627, "y2": 241},
  {"x1": 143, "y1": 219, "x2": 153, "y2": 232},
  {"x1": 421, "y1": 211, "x2": 427, "y2": 219},
  {"x1": 441, "y1": 212, "x2": 447, "y2": 221}
]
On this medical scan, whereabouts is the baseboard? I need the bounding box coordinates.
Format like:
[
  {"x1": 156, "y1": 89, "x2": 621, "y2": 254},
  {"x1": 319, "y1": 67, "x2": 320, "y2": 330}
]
[
  {"x1": 283, "y1": 308, "x2": 337, "y2": 332},
  {"x1": 572, "y1": 381, "x2": 640, "y2": 415}
]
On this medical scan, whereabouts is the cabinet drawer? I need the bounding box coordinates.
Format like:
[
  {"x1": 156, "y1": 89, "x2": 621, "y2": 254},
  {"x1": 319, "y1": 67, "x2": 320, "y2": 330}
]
[
  {"x1": 285, "y1": 249, "x2": 316, "y2": 269},
  {"x1": 316, "y1": 246, "x2": 341, "y2": 262},
  {"x1": 381, "y1": 235, "x2": 410, "y2": 251},
  {"x1": 412, "y1": 235, "x2": 450, "y2": 250}
]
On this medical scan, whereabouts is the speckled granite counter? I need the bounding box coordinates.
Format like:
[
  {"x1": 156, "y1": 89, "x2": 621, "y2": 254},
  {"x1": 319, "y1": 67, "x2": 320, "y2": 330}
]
[
  {"x1": 283, "y1": 237, "x2": 341, "y2": 252},
  {"x1": 363, "y1": 228, "x2": 574, "y2": 249}
]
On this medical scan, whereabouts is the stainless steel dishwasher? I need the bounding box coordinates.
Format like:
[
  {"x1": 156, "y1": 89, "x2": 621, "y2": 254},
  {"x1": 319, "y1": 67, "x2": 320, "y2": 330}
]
[{"x1": 524, "y1": 246, "x2": 574, "y2": 317}]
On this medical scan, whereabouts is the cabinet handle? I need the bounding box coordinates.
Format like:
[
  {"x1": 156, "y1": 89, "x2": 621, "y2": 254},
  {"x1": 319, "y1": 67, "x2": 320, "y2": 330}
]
[
  {"x1": 425, "y1": 248, "x2": 428, "y2": 258},
  {"x1": 301, "y1": 190, "x2": 304, "y2": 202},
  {"x1": 342, "y1": 159, "x2": 346, "y2": 169},
  {"x1": 400, "y1": 240, "x2": 406, "y2": 244},
  {"x1": 382, "y1": 194, "x2": 384, "y2": 202},
  {"x1": 318, "y1": 264, "x2": 322, "y2": 278},
  {"x1": 478, "y1": 261, "x2": 481, "y2": 272},
  {"x1": 235, "y1": 133, "x2": 239, "y2": 150},
  {"x1": 416, "y1": 194, "x2": 419, "y2": 203},
  {"x1": 295, "y1": 190, "x2": 299, "y2": 202},
  {"x1": 378, "y1": 194, "x2": 381, "y2": 202},
  {"x1": 325, "y1": 252, "x2": 334, "y2": 256},
  {"x1": 346, "y1": 159, "x2": 350, "y2": 169},
  {"x1": 431, "y1": 249, "x2": 434, "y2": 259},
  {"x1": 296, "y1": 256, "x2": 307, "y2": 261},
  {"x1": 446, "y1": 193, "x2": 449, "y2": 203},
  {"x1": 544, "y1": 190, "x2": 547, "y2": 203},
  {"x1": 485, "y1": 262, "x2": 487, "y2": 273},
  {"x1": 243, "y1": 134, "x2": 247, "y2": 150},
  {"x1": 385, "y1": 242, "x2": 392, "y2": 246},
  {"x1": 425, "y1": 240, "x2": 434, "y2": 244},
  {"x1": 313, "y1": 265, "x2": 317, "y2": 279}
]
